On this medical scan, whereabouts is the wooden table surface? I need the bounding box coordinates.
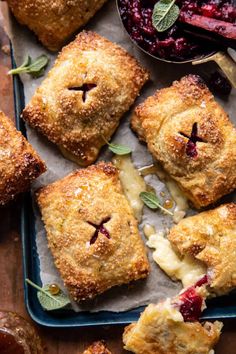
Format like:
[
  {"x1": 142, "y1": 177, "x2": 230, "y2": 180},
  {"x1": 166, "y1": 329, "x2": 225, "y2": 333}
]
[{"x1": 0, "y1": 19, "x2": 236, "y2": 354}]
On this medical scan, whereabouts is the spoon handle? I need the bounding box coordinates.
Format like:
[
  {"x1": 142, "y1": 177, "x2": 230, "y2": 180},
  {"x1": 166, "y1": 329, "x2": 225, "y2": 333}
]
[{"x1": 193, "y1": 51, "x2": 236, "y2": 88}]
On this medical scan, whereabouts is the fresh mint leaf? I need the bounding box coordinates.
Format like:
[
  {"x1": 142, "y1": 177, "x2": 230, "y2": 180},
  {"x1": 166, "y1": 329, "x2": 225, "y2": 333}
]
[
  {"x1": 8, "y1": 54, "x2": 49, "y2": 77},
  {"x1": 152, "y1": 0, "x2": 180, "y2": 32},
  {"x1": 26, "y1": 279, "x2": 70, "y2": 311},
  {"x1": 140, "y1": 191, "x2": 173, "y2": 216}
]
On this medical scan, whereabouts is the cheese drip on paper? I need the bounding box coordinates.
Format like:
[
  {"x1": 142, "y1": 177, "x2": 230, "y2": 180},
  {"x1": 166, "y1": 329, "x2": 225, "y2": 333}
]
[
  {"x1": 113, "y1": 154, "x2": 146, "y2": 221},
  {"x1": 139, "y1": 163, "x2": 188, "y2": 223}
]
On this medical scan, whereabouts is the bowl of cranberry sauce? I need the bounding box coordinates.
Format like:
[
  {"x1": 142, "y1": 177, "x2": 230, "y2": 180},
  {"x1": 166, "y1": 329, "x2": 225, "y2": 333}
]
[{"x1": 117, "y1": 0, "x2": 236, "y2": 63}]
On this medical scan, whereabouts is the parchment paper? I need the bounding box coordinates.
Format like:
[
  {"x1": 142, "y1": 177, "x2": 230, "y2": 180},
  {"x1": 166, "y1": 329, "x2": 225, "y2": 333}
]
[{"x1": 1, "y1": 0, "x2": 236, "y2": 312}]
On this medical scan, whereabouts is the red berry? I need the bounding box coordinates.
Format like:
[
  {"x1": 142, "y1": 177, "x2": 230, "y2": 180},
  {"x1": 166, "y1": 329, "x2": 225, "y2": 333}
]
[{"x1": 178, "y1": 287, "x2": 203, "y2": 322}]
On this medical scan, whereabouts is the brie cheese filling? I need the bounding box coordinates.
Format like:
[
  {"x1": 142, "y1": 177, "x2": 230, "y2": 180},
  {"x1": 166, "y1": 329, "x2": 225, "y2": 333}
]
[
  {"x1": 159, "y1": 298, "x2": 183, "y2": 322},
  {"x1": 147, "y1": 231, "x2": 207, "y2": 288},
  {"x1": 143, "y1": 224, "x2": 156, "y2": 238},
  {"x1": 154, "y1": 164, "x2": 189, "y2": 223},
  {"x1": 139, "y1": 163, "x2": 188, "y2": 223},
  {"x1": 112, "y1": 154, "x2": 146, "y2": 221}
]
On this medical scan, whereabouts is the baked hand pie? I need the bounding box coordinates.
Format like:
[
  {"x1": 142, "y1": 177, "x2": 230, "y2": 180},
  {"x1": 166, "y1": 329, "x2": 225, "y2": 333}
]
[
  {"x1": 6, "y1": 0, "x2": 108, "y2": 51},
  {"x1": 36, "y1": 162, "x2": 149, "y2": 302},
  {"x1": 168, "y1": 203, "x2": 236, "y2": 296},
  {"x1": 123, "y1": 283, "x2": 223, "y2": 354},
  {"x1": 0, "y1": 111, "x2": 46, "y2": 206},
  {"x1": 131, "y1": 74, "x2": 236, "y2": 209},
  {"x1": 23, "y1": 31, "x2": 149, "y2": 166},
  {"x1": 83, "y1": 341, "x2": 111, "y2": 354}
]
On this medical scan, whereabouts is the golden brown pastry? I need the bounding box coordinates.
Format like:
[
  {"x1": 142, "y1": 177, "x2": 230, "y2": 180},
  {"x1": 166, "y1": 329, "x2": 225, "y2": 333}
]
[
  {"x1": 83, "y1": 341, "x2": 111, "y2": 354},
  {"x1": 123, "y1": 285, "x2": 223, "y2": 354},
  {"x1": 36, "y1": 162, "x2": 149, "y2": 302},
  {"x1": 6, "y1": 0, "x2": 108, "y2": 51},
  {"x1": 168, "y1": 203, "x2": 236, "y2": 296},
  {"x1": 23, "y1": 31, "x2": 149, "y2": 166},
  {"x1": 0, "y1": 111, "x2": 46, "y2": 206},
  {"x1": 132, "y1": 74, "x2": 236, "y2": 209}
]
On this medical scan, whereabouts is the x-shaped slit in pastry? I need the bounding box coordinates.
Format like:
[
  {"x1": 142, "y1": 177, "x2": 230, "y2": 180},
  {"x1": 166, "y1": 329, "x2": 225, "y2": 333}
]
[
  {"x1": 88, "y1": 217, "x2": 111, "y2": 245},
  {"x1": 179, "y1": 123, "x2": 205, "y2": 158},
  {"x1": 68, "y1": 83, "x2": 97, "y2": 102}
]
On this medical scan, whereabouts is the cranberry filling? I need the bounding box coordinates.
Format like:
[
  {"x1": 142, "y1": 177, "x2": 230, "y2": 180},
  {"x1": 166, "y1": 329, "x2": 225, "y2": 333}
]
[
  {"x1": 178, "y1": 286, "x2": 203, "y2": 322},
  {"x1": 176, "y1": 275, "x2": 209, "y2": 322},
  {"x1": 194, "y1": 274, "x2": 208, "y2": 288},
  {"x1": 88, "y1": 218, "x2": 111, "y2": 245},
  {"x1": 180, "y1": 122, "x2": 204, "y2": 158},
  {"x1": 68, "y1": 83, "x2": 97, "y2": 102},
  {"x1": 118, "y1": 0, "x2": 235, "y2": 61},
  {"x1": 208, "y1": 71, "x2": 232, "y2": 96}
]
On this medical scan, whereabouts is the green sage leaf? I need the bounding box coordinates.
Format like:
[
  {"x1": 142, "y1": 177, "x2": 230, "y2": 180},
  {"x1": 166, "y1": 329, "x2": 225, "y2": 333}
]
[
  {"x1": 152, "y1": 0, "x2": 180, "y2": 32},
  {"x1": 26, "y1": 279, "x2": 70, "y2": 311},
  {"x1": 8, "y1": 54, "x2": 49, "y2": 77},
  {"x1": 27, "y1": 54, "x2": 49, "y2": 76},
  {"x1": 108, "y1": 142, "x2": 132, "y2": 155},
  {"x1": 140, "y1": 191, "x2": 173, "y2": 216},
  {"x1": 101, "y1": 134, "x2": 132, "y2": 155},
  {"x1": 20, "y1": 55, "x2": 32, "y2": 68}
]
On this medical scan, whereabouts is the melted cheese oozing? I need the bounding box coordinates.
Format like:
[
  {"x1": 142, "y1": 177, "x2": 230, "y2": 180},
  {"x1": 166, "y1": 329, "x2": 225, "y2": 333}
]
[
  {"x1": 143, "y1": 224, "x2": 156, "y2": 238},
  {"x1": 113, "y1": 155, "x2": 146, "y2": 221},
  {"x1": 154, "y1": 164, "x2": 188, "y2": 213},
  {"x1": 147, "y1": 232, "x2": 207, "y2": 287},
  {"x1": 139, "y1": 163, "x2": 188, "y2": 223}
]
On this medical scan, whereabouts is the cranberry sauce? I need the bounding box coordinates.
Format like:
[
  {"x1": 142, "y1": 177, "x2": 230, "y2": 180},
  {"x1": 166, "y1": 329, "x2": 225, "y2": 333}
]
[
  {"x1": 178, "y1": 286, "x2": 203, "y2": 322},
  {"x1": 118, "y1": 0, "x2": 235, "y2": 61},
  {"x1": 179, "y1": 0, "x2": 236, "y2": 23},
  {"x1": 175, "y1": 275, "x2": 208, "y2": 322},
  {"x1": 180, "y1": 122, "x2": 205, "y2": 158},
  {"x1": 194, "y1": 274, "x2": 208, "y2": 288},
  {"x1": 89, "y1": 218, "x2": 111, "y2": 245}
]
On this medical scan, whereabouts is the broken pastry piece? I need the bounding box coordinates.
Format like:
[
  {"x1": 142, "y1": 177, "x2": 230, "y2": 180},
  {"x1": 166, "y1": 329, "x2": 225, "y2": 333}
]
[
  {"x1": 0, "y1": 111, "x2": 46, "y2": 206},
  {"x1": 123, "y1": 282, "x2": 223, "y2": 354},
  {"x1": 23, "y1": 31, "x2": 149, "y2": 166},
  {"x1": 6, "y1": 0, "x2": 108, "y2": 51},
  {"x1": 36, "y1": 162, "x2": 149, "y2": 302},
  {"x1": 168, "y1": 203, "x2": 236, "y2": 296},
  {"x1": 132, "y1": 74, "x2": 236, "y2": 208},
  {"x1": 83, "y1": 341, "x2": 111, "y2": 354}
]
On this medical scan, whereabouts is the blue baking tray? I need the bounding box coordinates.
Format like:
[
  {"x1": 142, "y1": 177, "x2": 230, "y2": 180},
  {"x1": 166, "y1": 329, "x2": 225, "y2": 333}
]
[{"x1": 12, "y1": 55, "x2": 236, "y2": 328}]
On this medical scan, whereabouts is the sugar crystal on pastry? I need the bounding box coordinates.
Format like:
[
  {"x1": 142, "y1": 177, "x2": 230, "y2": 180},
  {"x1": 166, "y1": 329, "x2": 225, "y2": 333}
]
[
  {"x1": 0, "y1": 111, "x2": 46, "y2": 205},
  {"x1": 36, "y1": 162, "x2": 150, "y2": 302},
  {"x1": 123, "y1": 282, "x2": 223, "y2": 354},
  {"x1": 23, "y1": 31, "x2": 149, "y2": 166},
  {"x1": 132, "y1": 74, "x2": 236, "y2": 208},
  {"x1": 6, "y1": 0, "x2": 109, "y2": 51}
]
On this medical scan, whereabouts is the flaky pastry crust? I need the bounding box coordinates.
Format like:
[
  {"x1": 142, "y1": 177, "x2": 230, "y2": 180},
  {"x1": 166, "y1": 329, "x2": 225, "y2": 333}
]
[
  {"x1": 168, "y1": 203, "x2": 236, "y2": 295},
  {"x1": 36, "y1": 162, "x2": 149, "y2": 302},
  {"x1": 83, "y1": 341, "x2": 111, "y2": 354},
  {"x1": 123, "y1": 302, "x2": 222, "y2": 354},
  {"x1": 131, "y1": 75, "x2": 236, "y2": 208},
  {"x1": 23, "y1": 31, "x2": 149, "y2": 166},
  {"x1": 6, "y1": 0, "x2": 108, "y2": 51},
  {"x1": 0, "y1": 111, "x2": 46, "y2": 205}
]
